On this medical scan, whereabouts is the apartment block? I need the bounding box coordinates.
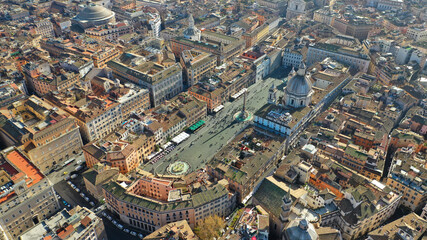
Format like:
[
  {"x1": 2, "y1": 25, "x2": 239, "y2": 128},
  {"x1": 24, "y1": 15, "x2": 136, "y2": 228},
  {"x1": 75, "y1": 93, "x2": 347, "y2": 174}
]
[
  {"x1": 90, "y1": 76, "x2": 150, "y2": 119},
  {"x1": 377, "y1": 0, "x2": 404, "y2": 11},
  {"x1": 282, "y1": 44, "x2": 304, "y2": 68},
  {"x1": 32, "y1": 20, "x2": 55, "y2": 38},
  {"x1": 40, "y1": 39, "x2": 122, "y2": 69},
  {"x1": 46, "y1": 89, "x2": 123, "y2": 142},
  {"x1": 83, "y1": 163, "x2": 120, "y2": 200},
  {"x1": 321, "y1": 185, "x2": 401, "y2": 240},
  {"x1": 108, "y1": 54, "x2": 183, "y2": 107},
  {"x1": 367, "y1": 212, "x2": 426, "y2": 240},
  {"x1": 313, "y1": 8, "x2": 337, "y2": 25},
  {"x1": 102, "y1": 171, "x2": 236, "y2": 232},
  {"x1": 20, "y1": 206, "x2": 108, "y2": 240},
  {"x1": 180, "y1": 49, "x2": 216, "y2": 87},
  {"x1": 370, "y1": 53, "x2": 404, "y2": 85},
  {"x1": 241, "y1": 49, "x2": 271, "y2": 82},
  {"x1": 83, "y1": 139, "x2": 139, "y2": 174},
  {"x1": 306, "y1": 36, "x2": 370, "y2": 72},
  {"x1": 170, "y1": 31, "x2": 245, "y2": 65},
  {"x1": 22, "y1": 62, "x2": 81, "y2": 96},
  {"x1": 85, "y1": 21, "x2": 134, "y2": 41},
  {"x1": 0, "y1": 96, "x2": 83, "y2": 173},
  {"x1": 406, "y1": 26, "x2": 427, "y2": 42},
  {"x1": 386, "y1": 149, "x2": 426, "y2": 211},
  {"x1": 0, "y1": 148, "x2": 60, "y2": 240},
  {"x1": 207, "y1": 127, "x2": 285, "y2": 203},
  {"x1": 144, "y1": 220, "x2": 197, "y2": 240},
  {"x1": 332, "y1": 17, "x2": 373, "y2": 41}
]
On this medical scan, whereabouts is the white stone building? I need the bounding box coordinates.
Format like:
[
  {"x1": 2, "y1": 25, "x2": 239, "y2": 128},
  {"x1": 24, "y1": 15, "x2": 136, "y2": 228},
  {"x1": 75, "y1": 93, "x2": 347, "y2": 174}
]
[
  {"x1": 183, "y1": 14, "x2": 201, "y2": 41},
  {"x1": 286, "y1": 0, "x2": 307, "y2": 19},
  {"x1": 406, "y1": 26, "x2": 427, "y2": 42},
  {"x1": 306, "y1": 37, "x2": 370, "y2": 72},
  {"x1": 282, "y1": 48, "x2": 303, "y2": 68}
]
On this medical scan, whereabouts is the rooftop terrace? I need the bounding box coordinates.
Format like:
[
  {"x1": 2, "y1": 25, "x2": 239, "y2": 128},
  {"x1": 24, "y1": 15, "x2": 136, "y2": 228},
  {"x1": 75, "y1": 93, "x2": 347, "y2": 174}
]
[
  {"x1": 209, "y1": 127, "x2": 284, "y2": 185},
  {"x1": 0, "y1": 149, "x2": 44, "y2": 204}
]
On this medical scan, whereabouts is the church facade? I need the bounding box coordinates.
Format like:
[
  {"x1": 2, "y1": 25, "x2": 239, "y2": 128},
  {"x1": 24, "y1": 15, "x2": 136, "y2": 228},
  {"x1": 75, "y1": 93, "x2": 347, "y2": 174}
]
[
  {"x1": 254, "y1": 62, "x2": 315, "y2": 138},
  {"x1": 286, "y1": 0, "x2": 307, "y2": 19},
  {"x1": 254, "y1": 59, "x2": 352, "y2": 149}
]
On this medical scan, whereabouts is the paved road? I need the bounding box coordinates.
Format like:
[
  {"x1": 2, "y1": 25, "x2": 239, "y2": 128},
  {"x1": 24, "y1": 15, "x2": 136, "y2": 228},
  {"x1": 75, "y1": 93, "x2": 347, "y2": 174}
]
[
  {"x1": 47, "y1": 152, "x2": 85, "y2": 184},
  {"x1": 54, "y1": 180, "x2": 92, "y2": 209},
  {"x1": 142, "y1": 68, "x2": 290, "y2": 175},
  {"x1": 100, "y1": 213, "x2": 142, "y2": 240}
]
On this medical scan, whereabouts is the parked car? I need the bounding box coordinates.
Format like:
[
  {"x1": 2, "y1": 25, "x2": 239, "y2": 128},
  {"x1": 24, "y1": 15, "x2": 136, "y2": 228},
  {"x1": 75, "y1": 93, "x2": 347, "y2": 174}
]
[
  {"x1": 75, "y1": 188, "x2": 80, "y2": 193},
  {"x1": 130, "y1": 231, "x2": 137, "y2": 236},
  {"x1": 75, "y1": 165, "x2": 83, "y2": 171},
  {"x1": 117, "y1": 224, "x2": 123, "y2": 230},
  {"x1": 89, "y1": 202, "x2": 95, "y2": 207},
  {"x1": 102, "y1": 212, "x2": 107, "y2": 217},
  {"x1": 107, "y1": 216, "x2": 112, "y2": 221},
  {"x1": 138, "y1": 233, "x2": 144, "y2": 238},
  {"x1": 67, "y1": 181, "x2": 72, "y2": 185},
  {"x1": 123, "y1": 229, "x2": 130, "y2": 233},
  {"x1": 84, "y1": 197, "x2": 89, "y2": 202},
  {"x1": 112, "y1": 220, "x2": 117, "y2": 225},
  {"x1": 70, "y1": 174, "x2": 78, "y2": 179},
  {"x1": 80, "y1": 193, "x2": 85, "y2": 197}
]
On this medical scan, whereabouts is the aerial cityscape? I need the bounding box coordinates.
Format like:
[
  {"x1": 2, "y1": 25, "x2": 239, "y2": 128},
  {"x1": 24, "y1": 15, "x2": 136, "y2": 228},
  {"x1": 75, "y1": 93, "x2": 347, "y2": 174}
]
[{"x1": 0, "y1": 0, "x2": 425, "y2": 239}]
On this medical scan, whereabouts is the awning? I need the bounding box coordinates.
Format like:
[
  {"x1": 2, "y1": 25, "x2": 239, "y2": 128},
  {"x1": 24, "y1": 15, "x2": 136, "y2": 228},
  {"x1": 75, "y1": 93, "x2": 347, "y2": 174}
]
[
  {"x1": 213, "y1": 105, "x2": 224, "y2": 113},
  {"x1": 171, "y1": 132, "x2": 190, "y2": 144},
  {"x1": 188, "y1": 120, "x2": 205, "y2": 131}
]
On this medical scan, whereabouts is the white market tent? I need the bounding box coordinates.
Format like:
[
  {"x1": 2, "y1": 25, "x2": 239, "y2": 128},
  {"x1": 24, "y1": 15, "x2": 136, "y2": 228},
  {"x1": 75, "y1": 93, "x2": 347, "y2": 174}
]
[
  {"x1": 213, "y1": 105, "x2": 224, "y2": 113},
  {"x1": 171, "y1": 132, "x2": 190, "y2": 144}
]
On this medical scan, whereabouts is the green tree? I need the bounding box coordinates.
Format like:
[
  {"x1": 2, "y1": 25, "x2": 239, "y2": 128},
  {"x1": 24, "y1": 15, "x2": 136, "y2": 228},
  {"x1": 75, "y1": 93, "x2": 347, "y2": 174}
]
[{"x1": 194, "y1": 215, "x2": 225, "y2": 240}]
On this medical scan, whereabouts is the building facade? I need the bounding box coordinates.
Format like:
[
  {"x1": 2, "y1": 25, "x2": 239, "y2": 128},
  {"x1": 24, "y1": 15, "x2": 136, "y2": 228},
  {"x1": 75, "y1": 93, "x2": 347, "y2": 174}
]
[
  {"x1": 85, "y1": 21, "x2": 134, "y2": 41},
  {"x1": 386, "y1": 157, "x2": 426, "y2": 211},
  {"x1": 286, "y1": 0, "x2": 306, "y2": 19},
  {"x1": 321, "y1": 186, "x2": 401, "y2": 240},
  {"x1": 0, "y1": 96, "x2": 83, "y2": 173},
  {"x1": 0, "y1": 148, "x2": 60, "y2": 240},
  {"x1": 306, "y1": 41, "x2": 370, "y2": 72},
  {"x1": 19, "y1": 206, "x2": 108, "y2": 240},
  {"x1": 103, "y1": 175, "x2": 236, "y2": 232},
  {"x1": 83, "y1": 140, "x2": 140, "y2": 174},
  {"x1": 33, "y1": 20, "x2": 55, "y2": 38},
  {"x1": 108, "y1": 58, "x2": 183, "y2": 107},
  {"x1": 406, "y1": 27, "x2": 427, "y2": 42},
  {"x1": 46, "y1": 91, "x2": 123, "y2": 142},
  {"x1": 180, "y1": 49, "x2": 216, "y2": 87}
]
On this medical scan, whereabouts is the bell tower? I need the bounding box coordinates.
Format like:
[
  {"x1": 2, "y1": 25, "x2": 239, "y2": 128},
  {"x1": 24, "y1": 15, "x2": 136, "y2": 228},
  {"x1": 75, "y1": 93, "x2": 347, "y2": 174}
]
[
  {"x1": 268, "y1": 83, "x2": 277, "y2": 105},
  {"x1": 280, "y1": 189, "x2": 292, "y2": 222}
]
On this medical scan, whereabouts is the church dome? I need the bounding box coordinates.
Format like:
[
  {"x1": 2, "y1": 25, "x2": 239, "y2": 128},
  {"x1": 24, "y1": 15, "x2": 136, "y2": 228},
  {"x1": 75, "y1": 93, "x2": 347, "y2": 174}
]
[
  {"x1": 285, "y1": 62, "x2": 312, "y2": 97},
  {"x1": 183, "y1": 27, "x2": 198, "y2": 37},
  {"x1": 74, "y1": 4, "x2": 115, "y2": 23},
  {"x1": 183, "y1": 14, "x2": 201, "y2": 41}
]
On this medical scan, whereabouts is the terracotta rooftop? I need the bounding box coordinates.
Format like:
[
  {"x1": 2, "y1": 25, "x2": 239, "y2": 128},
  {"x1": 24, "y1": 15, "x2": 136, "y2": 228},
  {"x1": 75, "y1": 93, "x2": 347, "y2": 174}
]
[
  {"x1": 6, "y1": 150, "x2": 44, "y2": 188},
  {"x1": 57, "y1": 225, "x2": 74, "y2": 240}
]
